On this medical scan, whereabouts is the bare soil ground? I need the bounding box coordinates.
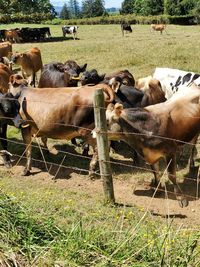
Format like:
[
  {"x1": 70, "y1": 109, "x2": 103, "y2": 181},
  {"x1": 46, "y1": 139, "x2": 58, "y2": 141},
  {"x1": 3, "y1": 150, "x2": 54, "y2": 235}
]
[{"x1": 4, "y1": 147, "x2": 200, "y2": 228}]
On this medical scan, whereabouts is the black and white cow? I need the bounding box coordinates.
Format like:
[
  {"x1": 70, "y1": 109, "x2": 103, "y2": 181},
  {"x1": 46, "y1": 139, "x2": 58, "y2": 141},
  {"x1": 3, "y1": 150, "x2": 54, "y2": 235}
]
[
  {"x1": 152, "y1": 67, "x2": 200, "y2": 99},
  {"x1": 152, "y1": 67, "x2": 200, "y2": 171},
  {"x1": 62, "y1": 26, "x2": 78, "y2": 40},
  {"x1": 121, "y1": 23, "x2": 132, "y2": 36}
]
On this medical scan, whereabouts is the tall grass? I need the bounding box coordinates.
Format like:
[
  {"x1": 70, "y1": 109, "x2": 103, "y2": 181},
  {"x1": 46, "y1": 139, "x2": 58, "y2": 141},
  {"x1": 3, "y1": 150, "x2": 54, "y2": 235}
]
[{"x1": 0, "y1": 190, "x2": 200, "y2": 266}]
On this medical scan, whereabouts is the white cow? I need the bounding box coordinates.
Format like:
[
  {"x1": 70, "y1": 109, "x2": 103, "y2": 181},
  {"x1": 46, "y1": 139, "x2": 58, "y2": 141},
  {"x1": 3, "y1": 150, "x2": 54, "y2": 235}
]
[
  {"x1": 62, "y1": 26, "x2": 78, "y2": 40},
  {"x1": 153, "y1": 67, "x2": 200, "y2": 99}
]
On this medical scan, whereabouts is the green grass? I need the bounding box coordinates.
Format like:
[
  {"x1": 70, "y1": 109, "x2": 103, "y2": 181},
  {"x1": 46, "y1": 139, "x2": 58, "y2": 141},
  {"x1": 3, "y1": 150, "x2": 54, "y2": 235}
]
[{"x1": 1, "y1": 23, "x2": 200, "y2": 266}]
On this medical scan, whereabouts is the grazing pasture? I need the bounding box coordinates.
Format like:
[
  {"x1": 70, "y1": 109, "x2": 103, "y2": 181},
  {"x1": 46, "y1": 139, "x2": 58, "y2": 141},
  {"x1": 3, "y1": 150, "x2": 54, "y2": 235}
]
[{"x1": 1, "y1": 24, "x2": 200, "y2": 266}]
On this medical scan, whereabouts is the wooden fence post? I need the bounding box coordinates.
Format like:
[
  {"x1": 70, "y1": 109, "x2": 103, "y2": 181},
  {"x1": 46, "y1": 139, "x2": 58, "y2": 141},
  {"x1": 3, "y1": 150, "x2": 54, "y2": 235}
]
[{"x1": 93, "y1": 89, "x2": 115, "y2": 204}]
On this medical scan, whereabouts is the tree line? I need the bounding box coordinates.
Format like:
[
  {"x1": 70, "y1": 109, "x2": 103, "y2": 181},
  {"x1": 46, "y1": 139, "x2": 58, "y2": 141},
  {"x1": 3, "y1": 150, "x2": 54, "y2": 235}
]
[
  {"x1": 121, "y1": 0, "x2": 200, "y2": 16},
  {"x1": 1, "y1": 0, "x2": 200, "y2": 20}
]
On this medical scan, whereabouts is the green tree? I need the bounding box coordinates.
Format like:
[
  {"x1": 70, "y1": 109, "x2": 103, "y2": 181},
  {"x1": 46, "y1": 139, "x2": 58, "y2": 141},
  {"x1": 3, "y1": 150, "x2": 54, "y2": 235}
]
[
  {"x1": 60, "y1": 3, "x2": 70, "y2": 19},
  {"x1": 164, "y1": 0, "x2": 195, "y2": 15},
  {"x1": 0, "y1": 0, "x2": 56, "y2": 17},
  {"x1": 134, "y1": 0, "x2": 164, "y2": 15},
  {"x1": 120, "y1": 0, "x2": 135, "y2": 14},
  {"x1": 82, "y1": 0, "x2": 105, "y2": 17}
]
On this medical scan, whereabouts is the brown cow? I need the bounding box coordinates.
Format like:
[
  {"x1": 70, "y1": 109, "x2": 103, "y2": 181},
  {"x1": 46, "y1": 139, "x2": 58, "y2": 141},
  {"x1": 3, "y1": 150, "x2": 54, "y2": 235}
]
[
  {"x1": 5, "y1": 29, "x2": 21, "y2": 43},
  {"x1": 104, "y1": 84, "x2": 200, "y2": 207},
  {"x1": 0, "y1": 63, "x2": 12, "y2": 93},
  {"x1": 0, "y1": 42, "x2": 12, "y2": 58},
  {"x1": 151, "y1": 24, "x2": 166, "y2": 34},
  {"x1": 10, "y1": 47, "x2": 43, "y2": 87},
  {"x1": 9, "y1": 74, "x2": 117, "y2": 177}
]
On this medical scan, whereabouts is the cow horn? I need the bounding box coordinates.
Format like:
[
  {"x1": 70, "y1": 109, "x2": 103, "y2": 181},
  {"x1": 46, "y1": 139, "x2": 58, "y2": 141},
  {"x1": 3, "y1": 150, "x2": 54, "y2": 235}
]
[{"x1": 71, "y1": 77, "x2": 80, "y2": 80}]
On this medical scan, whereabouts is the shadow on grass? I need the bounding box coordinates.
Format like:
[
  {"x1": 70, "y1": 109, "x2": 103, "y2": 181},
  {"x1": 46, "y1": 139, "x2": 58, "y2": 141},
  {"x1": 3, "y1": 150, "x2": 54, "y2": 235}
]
[{"x1": 20, "y1": 36, "x2": 80, "y2": 43}]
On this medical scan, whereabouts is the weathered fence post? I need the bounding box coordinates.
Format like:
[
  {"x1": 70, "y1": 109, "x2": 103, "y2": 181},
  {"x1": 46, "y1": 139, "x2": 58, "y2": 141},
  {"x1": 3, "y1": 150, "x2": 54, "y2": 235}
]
[{"x1": 93, "y1": 89, "x2": 115, "y2": 204}]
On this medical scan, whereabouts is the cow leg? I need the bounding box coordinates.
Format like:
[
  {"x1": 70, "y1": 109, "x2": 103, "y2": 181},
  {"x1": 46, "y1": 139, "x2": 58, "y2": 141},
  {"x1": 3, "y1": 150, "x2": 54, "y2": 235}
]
[
  {"x1": 0, "y1": 124, "x2": 12, "y2": 168},
  {"x1": 150, "y1": 162, "x2": 160, "y2": 187},
  {"x1": 41, "y1": 137, "x2": 50, "y2": 154},
  {"x1": 21, "y1": 127, "x2": 32, "y2": 176},
  {"x1": 188, "y1": 134, "x2": 198, "y2": 173},
  {"x1": 30, "y1": 73, "x2": 36, "y2": 87},
  {"x1": 166, "y1": 154, "x2": 188, "y2": 208},
  {"x1": 89, "y1": 145, "x2": 98, "y2": 179}
]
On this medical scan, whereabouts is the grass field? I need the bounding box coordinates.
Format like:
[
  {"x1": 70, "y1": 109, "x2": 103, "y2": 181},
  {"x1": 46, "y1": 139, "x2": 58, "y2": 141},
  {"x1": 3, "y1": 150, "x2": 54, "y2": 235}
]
[{"x1": 1, "y1": 24, "x2": 200, "y2": 266}]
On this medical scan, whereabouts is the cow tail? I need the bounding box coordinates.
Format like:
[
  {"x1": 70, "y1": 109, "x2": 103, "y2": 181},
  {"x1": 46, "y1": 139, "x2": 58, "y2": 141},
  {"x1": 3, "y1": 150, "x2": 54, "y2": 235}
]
[{"x1": 102, "y1": 85, "x2": 115, "y2": 103}]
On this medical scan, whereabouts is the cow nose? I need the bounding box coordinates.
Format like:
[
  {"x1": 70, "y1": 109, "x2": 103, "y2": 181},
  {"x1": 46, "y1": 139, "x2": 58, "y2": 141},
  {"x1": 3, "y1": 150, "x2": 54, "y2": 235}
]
[{"x1": 13, "y1": 114, "x2": 29, "y2": 129}]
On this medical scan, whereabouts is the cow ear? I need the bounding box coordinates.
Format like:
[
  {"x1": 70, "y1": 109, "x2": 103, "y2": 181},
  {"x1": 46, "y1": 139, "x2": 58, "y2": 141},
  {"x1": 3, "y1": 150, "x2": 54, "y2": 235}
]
[
  {"x1": 80, "y1": 63, "x2": 87, "y2": 72},
  {"x1": 114, "y1": 103, "x2": 123, "y2": 117},
  {"x1": 9, "y1": 74, "x2": 15, "y2": 85},
  {"x1": 20, "y1": 53, "x2": 23, "y2": 57},
  {"x1": 109, "y1": 77, "x2": 121, "y2": 92},
  {"x1": 100, "y1": 74, "x2": 106, "y2": 80}
]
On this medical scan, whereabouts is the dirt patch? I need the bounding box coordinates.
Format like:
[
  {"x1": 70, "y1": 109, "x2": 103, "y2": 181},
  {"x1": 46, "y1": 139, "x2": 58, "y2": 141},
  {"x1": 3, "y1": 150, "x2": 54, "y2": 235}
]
[{"x1": 5, "y1": 152, "x2": 200, "y2": 228}]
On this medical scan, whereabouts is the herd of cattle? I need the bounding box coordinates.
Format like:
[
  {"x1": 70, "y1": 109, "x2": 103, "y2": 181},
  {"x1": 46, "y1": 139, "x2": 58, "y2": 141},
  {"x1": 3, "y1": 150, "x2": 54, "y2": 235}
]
[
  {"x1": 0, "y1": 26, "x2": 79, "y2": 43},
  {"x1": 0, "y1": 39, "x2": 200, "y2": 208}
]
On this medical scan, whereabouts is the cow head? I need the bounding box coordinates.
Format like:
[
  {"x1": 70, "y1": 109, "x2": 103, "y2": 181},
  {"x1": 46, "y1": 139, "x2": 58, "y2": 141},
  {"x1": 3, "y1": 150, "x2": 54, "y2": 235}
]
[
  {"x1": 10, "y1": 52, "x2": 22, "y2": 65},
  {"x1": 63, "y1": 60, "x2": 87, "y2": 86},
  {"x1": 0, "y1": 92, "x2": 24, "y2": 128},
  {"x1": 80, "y1": 69, "x2": 105, "y2": 86},
  {"x1": 9, "y1": 74, "x2": 28, "y2": 96}
]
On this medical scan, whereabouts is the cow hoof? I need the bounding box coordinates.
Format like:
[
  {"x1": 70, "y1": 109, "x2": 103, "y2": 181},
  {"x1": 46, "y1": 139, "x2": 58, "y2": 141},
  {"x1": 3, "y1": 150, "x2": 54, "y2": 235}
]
[
  {"x1": 4, "y1": 161, "x2": 12, "y2": 168},
  {"x1": 89, "y1": 171, "x2": 99, "y2": 180},
  {"x1": 178, "y1": 198, "x2": 189, "y2": 208},
  {"x1": 22, "y1": 169, "x2": 31, "y2": 176}
]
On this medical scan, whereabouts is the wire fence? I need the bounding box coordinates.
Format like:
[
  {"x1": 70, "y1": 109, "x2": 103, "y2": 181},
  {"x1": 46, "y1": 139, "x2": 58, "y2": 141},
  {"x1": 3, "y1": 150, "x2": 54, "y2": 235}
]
[{"x1": 0, "y1": 96, "x2": 200, "y2": 205}]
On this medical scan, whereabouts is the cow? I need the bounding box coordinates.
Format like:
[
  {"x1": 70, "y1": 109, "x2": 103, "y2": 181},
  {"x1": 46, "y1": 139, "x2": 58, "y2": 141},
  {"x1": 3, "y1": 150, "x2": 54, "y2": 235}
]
[
  {"x1": 0, "y1": 30, "x2": 6, "y2": 41},
  {"x1": 104, "y1": 70, "x2": 135, "y2": 87},
  {"x1": 0, "y1": 92, "x2": 25, "y2": 168},
  {"x1": 151, "y1": 24, "x2": 166, "y2": 34},
  {"x1": 121, "y1": 23, "x2": 132, "y2": 36},
  {"x1": 11, "y1": 47, "x2": 43, "y2": 87},
  {"x1": 0, "y1": 63, "x2": 12, "y2": 94},
  {"x1": 19, "y1": 27, "x2": 51, "y2": 42},
  {"x1": 153, "y1": 67, "x2": 200, "y2": 99},
  {"x1": 0, "y1": 42, "x2": 12, "y2": 58},
  {"x1": 38, "y1": 60, "x2": 87, "y2": 88},
  {"x1": 152, "y1": 67, "x2": 200, "y2": 170},
  {"x1": 80, "y1": 69, "x2": 106, "y2": 86},
  {"x1": 9, "y1": 74, "x2": 118, "y2": 177},
  {"x1": 62, "y1": 26, "x2": 78, "y2": 40},
  {"x1": 5, "y1": 29, "x2": 21, "y2": 43},
  {"x1": 104, "y1": 84, "x2": 200, "y2": 207}
]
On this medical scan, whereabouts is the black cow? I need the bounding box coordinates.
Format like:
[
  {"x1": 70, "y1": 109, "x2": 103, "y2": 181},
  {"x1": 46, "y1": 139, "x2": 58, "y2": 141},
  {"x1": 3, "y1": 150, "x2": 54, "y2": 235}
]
[
  {"x1": 38, "y1": 60, "x2": 87, "y2": 88},
  {"x1": 62, "y1": 26, "x2": 78, "y2": 40},
  {"x1": 121, "y1": 23, "x2": 132, "y2": 36},
  {"x1": 19, "y1": 27, "x2": 51, "y2": 42},
  {"x1": 0, "y1": 92, "x2": 24, "y2": 167},
  {"x1": 80, "y1": 69, "x2": 105, "y2": 86}
]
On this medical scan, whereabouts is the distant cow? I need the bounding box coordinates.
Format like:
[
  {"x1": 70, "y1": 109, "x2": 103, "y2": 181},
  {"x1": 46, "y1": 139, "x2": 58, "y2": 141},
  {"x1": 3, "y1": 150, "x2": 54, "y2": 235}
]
[
  {"x1": 0, "y1": 42, "x2": 12, "y2": 58},
  {"x1": 38, "y1": 60, "x2": 87, "y2": 88},
  {"x1": 121, "y1": 23, "x2": 132, "y2": 36},
  {"x1": 5, "y1": 29, "x2": 21, "y2": 43},
  {"x1": 0, "y1": 30, "x2": 6, "y2": 41},
  {"x1": 11, "y1": 47, "x2": 43, "y2": 87},
  {"x1": 151, "y1": 24, "x2": 166, "y2": 34},
  {"x1": 62, "y1": 26, "x2": 78, "y2": 40},
  {"x1": 19, "y1": 27, "x2": 51, "y2": 42},
  {"x1": 105, "y1": 84, "x2": 200, "y2": 207}
]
